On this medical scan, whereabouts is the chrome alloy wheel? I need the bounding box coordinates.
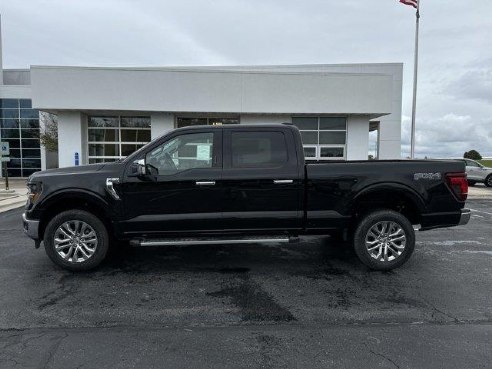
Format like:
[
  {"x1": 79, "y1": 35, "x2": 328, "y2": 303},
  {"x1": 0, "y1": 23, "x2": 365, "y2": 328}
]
[
  {"x1": 53, "y1": 220, "x2": 98, "y2": 263},
  {"x1": 365, "y1": 221, "x2": 406, "y2": 262}
]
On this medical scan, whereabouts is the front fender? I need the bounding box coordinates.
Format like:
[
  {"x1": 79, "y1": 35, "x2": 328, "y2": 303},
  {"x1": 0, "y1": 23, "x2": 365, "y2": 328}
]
[{"x1": 31, "y1": 188, "x2": 114, "y2": 220}]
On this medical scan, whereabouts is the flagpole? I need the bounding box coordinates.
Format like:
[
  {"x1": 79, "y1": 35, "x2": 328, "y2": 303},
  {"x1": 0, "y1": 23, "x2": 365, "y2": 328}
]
[{"x1": 410, "y1": 0, "x2": 420, "y2": 159}]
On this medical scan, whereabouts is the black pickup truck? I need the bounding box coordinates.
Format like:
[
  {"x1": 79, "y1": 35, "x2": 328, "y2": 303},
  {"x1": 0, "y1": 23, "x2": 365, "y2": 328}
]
[{"x1": 22, "y1": 124, "x2": 470, "y2": 271}]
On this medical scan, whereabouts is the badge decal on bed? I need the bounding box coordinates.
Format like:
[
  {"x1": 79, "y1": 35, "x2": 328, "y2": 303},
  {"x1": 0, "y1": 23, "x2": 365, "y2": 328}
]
[{"x1": 414, "y1": 173, "x2": 442, "y2": 181}]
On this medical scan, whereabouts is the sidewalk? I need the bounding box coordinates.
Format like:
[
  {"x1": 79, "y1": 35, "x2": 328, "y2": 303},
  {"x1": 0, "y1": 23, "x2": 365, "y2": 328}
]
[{"x1": 0, "y1": 178, "x2": 28, "y2": 213}]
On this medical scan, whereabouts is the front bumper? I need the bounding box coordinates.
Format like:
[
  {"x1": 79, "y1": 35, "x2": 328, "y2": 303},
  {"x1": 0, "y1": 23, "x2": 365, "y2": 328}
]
[
  {"x1": 22, "y1": 213, "x2": 40, "y2": 240},
  {"x1": 459, "y1": 208, "x2": 471, "y2": 226}
]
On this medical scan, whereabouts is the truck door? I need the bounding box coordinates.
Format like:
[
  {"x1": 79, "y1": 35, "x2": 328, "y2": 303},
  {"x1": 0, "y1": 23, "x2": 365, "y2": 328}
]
[
  {"x1": 221, "y1": 128, "x2": 302, "y2": 231},
  {"x1": 119, "y1": 129, "x2": 224, "y2": 236}
]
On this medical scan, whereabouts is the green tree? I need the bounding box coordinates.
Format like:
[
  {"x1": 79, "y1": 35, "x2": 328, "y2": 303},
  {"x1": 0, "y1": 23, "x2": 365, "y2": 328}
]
[
  {"x1": 463, "y1": 150, "x2": 482, "y2": 160},
  {"x1": 39, "y1": 112, "x2": 58, "y2": 152}
]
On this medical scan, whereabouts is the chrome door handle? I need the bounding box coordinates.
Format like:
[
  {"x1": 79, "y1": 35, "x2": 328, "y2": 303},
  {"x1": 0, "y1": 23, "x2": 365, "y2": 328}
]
[
  {"x1": 273, "y1": 179, "x2": 294, "y2": 184},
  {"x1": 196, "y1": 181, "x2": 216, "y2": 186}
]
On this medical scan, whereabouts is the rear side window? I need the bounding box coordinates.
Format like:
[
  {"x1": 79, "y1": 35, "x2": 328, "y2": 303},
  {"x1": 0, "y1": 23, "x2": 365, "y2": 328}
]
[{"x1": 231, "y1": 131, "x2": 288, "y2": 168}]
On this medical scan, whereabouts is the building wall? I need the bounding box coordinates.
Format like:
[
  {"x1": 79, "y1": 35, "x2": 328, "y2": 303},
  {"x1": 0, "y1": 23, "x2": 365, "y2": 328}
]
[
  {"x1": 32, "y1": 64, "x2": 403, "y2": 167},
  {"x1": 31, "y1": 66, "x2": 393, "y2": 116},
  {"x1": 59, "y1": 112, "x2": 372, "y2": 166},
  {"x1": 219, "y1": 63, "x2": 402, "y2": 159}
]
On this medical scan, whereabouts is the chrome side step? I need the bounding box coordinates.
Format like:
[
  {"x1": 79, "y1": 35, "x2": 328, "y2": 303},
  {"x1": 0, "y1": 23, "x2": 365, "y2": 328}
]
[{"x1": 130, "y1": 236, "x2": 293, "y2": 247}]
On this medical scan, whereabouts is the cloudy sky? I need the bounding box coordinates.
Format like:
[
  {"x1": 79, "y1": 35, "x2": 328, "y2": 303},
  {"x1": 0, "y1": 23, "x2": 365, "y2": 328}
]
[{"x1": 1, "y1": 0, "x2": 491, "y2": 158}]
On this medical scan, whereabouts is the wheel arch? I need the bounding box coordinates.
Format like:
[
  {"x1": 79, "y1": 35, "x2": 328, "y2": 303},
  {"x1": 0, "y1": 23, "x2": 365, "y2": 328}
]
[
  {"x1": 350, "y1": 184, "x2": 425, "y2": 225},
  {"x1": 38, "y1": 190, "x2": 113, "y2": 240}
]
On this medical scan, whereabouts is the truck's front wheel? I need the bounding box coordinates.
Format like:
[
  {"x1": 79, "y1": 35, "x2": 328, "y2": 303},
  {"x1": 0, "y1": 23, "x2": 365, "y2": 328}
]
[
  {"x1": 353, "y1": 210, "x2": 415, "y2": 271},
  {"x1": 43, "y1": 210, "x2": 109, "y2": 271}
]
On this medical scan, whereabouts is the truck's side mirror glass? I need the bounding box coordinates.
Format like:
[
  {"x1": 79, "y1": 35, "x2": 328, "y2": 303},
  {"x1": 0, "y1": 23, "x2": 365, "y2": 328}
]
[{"x1": 131, "y1": 159, "x2": 147, "y2": 177}]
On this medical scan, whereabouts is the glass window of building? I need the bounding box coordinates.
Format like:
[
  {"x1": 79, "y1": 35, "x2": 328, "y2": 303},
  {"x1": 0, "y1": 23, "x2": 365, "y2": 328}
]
[
  {"x1": 176, "y1": 116, "x2": 239, "y2": 128},
  {"x1": 292, "y1": 117, "x2": 347, "y2": 160},
  {"x1": 88, "y1": 116, "x2": 151, "y2": 164},
  {"x1": 0, "y1": 99, "x2": 41, "y2": 177}
]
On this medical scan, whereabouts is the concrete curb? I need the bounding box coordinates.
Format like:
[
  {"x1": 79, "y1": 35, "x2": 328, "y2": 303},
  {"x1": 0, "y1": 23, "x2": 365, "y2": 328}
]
[{"x1": 0, "y1": 194, "x2": 27, "y2": 213}]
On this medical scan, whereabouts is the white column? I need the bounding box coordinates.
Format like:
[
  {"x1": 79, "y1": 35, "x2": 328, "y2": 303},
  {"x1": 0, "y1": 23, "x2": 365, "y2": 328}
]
[
  {"x1": 378, "y1": 66, "x2": 403, "y2": 159},
  {"x1": 57, "y1": 111, "x2": 85, "y2": 168},
  {"x1": 378, "y1": 117, "x2": 402, "y2": 159},
  {"x1": 150, "y1": 113, "x2": 174, "y2": 139},
  {"x1": 346, "y1": 115, "x2": 370, "y2": 160}
]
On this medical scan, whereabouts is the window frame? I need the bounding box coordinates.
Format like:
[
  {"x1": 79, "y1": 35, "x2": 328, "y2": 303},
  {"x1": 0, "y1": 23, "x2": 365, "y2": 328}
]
[
  {"x1": 0, "y1": 98, "x2": 41, "y2": 176},
  {"x1": 292, "y1": 116, "x2": 347, "y2": 160},
  {"x1": 228, "y1": 131, "x2": 289, "y2": 169},
  {"x1": 145, "y1": 131, "x2": 217, "y2": 176},
  {"x1": 87, "y1": 115, "x2": 151, "y2": 164},
  {"x1": 175, "y1": 116, "x2": 240, "y2": 128},
  {"x1": 223, "y1": 129, "x2": 297, "y2": 172}
]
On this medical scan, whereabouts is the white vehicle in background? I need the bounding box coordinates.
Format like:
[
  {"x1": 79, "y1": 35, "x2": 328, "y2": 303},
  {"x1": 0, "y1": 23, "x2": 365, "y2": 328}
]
[{"x1": 458, "y1": 159, "x2": 492, "y2": 187}]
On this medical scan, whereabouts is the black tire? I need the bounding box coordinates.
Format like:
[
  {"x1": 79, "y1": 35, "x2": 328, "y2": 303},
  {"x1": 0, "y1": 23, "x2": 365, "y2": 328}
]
[
  {"x1": 353, "y1": 210, "x2": 415, "y2": 271},
  {"x1": 467, "y1": 180, "x2": 476, "y2": 186},
  {"x1": 485, "y1": 175, "x2": 492, "y2": 188},
  {"x1": 43, "y1": 210, "x2": 109, "y2": 271}
]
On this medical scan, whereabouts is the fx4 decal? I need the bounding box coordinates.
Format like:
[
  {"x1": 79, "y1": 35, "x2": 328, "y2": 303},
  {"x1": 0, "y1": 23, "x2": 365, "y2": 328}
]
[{"x1": 414, "y1": 172, "x2": 442, "y2": 181}]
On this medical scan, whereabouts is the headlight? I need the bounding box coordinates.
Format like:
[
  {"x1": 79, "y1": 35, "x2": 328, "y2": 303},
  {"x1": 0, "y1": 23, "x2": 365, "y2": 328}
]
[{"x1": 27, "y1": 182, "x2": 43, "y2": 204}]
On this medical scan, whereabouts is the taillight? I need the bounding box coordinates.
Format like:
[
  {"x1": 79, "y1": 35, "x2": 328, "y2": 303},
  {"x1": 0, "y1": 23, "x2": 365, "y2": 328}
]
[{"x1": 446, "y1": 173, "x2": 468, "y2": 201}]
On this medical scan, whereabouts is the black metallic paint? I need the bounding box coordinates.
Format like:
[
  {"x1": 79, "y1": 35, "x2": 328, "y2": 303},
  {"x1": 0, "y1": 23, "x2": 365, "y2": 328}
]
[{"x1": 23, "y1": 124, "x2": 467, "y2": 241}]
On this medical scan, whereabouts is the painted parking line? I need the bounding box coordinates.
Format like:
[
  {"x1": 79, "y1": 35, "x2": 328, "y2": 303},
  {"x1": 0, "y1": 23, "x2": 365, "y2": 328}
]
[
  {"x1": 417, "y1": 240, "x2": 484, "y2": 246},
  {"x1": 469, "y1": 208, "x2": 492, "y2": 216}
]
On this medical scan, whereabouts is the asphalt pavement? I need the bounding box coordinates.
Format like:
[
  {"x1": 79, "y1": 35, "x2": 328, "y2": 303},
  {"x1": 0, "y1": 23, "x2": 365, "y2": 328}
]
[{"x1": 0, "y1": 196, "x2": 491, "y2": 368}]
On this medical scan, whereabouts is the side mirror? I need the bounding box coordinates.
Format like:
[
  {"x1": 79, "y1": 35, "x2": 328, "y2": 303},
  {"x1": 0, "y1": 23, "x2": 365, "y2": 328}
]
[{"x1": 131, "y1": 159, "x2": 147, "y2": 177}]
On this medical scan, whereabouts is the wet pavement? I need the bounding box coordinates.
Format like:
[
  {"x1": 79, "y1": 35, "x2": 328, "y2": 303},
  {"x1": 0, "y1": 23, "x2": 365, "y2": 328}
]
[{"x1": 0, "y1": 198, "x2": 491, "y2": 368}]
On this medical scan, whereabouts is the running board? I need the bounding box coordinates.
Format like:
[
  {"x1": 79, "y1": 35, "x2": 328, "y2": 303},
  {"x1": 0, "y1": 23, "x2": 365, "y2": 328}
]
[{"x1": 130, "y1": 235, "x2": 295, "y2": 247}]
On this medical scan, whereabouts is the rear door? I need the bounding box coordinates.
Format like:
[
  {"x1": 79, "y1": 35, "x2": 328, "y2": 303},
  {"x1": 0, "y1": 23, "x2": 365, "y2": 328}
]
[{"x1": 221, "y1": 127, "x2": 302, "y2": 231}]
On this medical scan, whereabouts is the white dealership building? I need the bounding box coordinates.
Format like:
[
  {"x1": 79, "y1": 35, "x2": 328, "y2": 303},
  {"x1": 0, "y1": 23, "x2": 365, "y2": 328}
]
[
  {"x1": 1, "y1": 19, "x2": 403, "y2": 173},
  {"x1": 31, "y1": 63, "x2": 403, "y2": 168}
]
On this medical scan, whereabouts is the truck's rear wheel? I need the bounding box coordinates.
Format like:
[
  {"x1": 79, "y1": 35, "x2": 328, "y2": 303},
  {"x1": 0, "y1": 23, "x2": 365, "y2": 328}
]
[
  {"x1": 43, "y1": 210, "x2": 109, "y2": 271},
  {"x1": 353, "y1": 210, "x2": 415, "y2": 271}
]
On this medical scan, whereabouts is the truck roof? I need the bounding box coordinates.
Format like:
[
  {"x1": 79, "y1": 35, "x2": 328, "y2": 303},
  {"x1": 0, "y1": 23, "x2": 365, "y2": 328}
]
[{"x1": 173, "y1": 123, "x2": 296, "y2": 131}]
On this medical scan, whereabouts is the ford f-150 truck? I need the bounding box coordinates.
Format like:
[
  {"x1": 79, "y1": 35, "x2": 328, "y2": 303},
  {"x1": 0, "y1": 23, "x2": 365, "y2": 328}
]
[{"x1": 22, "y1": 124, "x2": 470, "y2": 271}]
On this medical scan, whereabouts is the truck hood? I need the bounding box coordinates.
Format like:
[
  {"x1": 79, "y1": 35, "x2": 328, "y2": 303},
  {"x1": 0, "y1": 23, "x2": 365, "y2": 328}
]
[{"x1": 28, "y1": 163, "x2": 108, "y2": 181}]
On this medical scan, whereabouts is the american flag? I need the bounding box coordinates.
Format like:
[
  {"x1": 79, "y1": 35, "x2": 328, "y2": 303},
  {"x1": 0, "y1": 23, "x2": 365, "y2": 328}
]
[{"x1": 400, "y1": 0, "x2": 418, "y2": 9}]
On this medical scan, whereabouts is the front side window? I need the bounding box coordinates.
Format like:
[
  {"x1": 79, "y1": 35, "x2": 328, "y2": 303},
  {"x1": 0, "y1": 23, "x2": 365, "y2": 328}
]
[
  {"x1": 231, "y1": 131, "x2": 288, "y2": 168},
  {"x1": 146, "y1": 132, "x2": 214, "y2": 175}
]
